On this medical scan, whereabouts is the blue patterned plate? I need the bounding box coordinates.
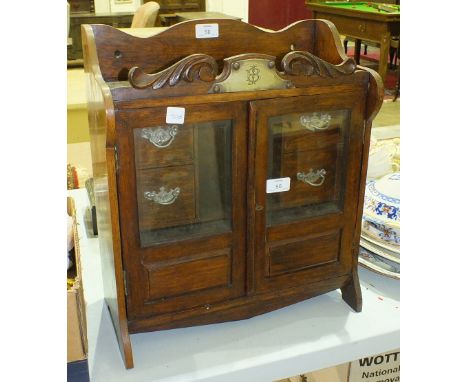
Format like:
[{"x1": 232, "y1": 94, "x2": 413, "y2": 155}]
[
  {"x1": 362, "y1": 172, "x2": 400, "y2": 245},
  {"x1": 363, "y1": 172, "x2": 400, "y2": 225}
]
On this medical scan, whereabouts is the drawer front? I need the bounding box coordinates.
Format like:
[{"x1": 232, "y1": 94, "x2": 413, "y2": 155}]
[
  {"x1": 274, "y1": 112, "x2": 342, "y2": 153},
  {"x1": 136, "y1": 165, "x2": 196, "y2": 231},
  {"x1": 134, "y1": 124, "x2": 194, "y2": 169},
  {"x1": 145, "y1": 249, "x2": 231, "y2": 302},
  {"x1": 279, "y1": 148, "x2": 340, "y2": 208},
  {"x1": 268, "y1": 231, "x2": 340, "y2": 277}
]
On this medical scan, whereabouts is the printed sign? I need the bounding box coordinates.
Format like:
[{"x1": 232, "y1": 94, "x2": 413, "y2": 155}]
[
  {"x1": 349, "y1": 349, "x2": 400, "y2": 382},
  {"x1": 166, "y1": 107, "x2": 185, "y2": 124},
  {"x1": 195, "y1": 23, "x2": 219, "y2": 39},
  {"x1": 266, "y1": 177, "x2": 291, "y2": 193}
]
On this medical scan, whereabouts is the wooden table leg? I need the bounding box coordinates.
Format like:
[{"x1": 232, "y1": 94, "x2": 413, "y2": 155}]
[
  {"x1": 354, "y1": 38, "x2": 362, "y2": 65},
  {"x1": 378, "y1": 32, "x2": 391, "y2": 84}
]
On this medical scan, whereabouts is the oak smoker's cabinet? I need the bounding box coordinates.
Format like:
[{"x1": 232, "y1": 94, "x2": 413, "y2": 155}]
[{"x1": 83, "y1": 19, "x2": 383, "y2": 369}]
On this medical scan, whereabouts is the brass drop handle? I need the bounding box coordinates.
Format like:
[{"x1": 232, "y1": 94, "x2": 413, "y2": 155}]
[
  {"x1": 297, "y1": 169, "x2": 327, "y2": 187},
  {"x1": 144, "y1": 187, "x2": 181, "y2": 205},
  {"x1": 140, "y1": 126, "x2": 178, "y2": 148},
  {"x1": 300, "y1": 113, "x2": 331, "y2": 131}
]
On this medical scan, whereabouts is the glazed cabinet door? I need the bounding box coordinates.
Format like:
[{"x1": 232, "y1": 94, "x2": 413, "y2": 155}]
[
  {"x1": 116, "y1": 102, "x2": 247, "y2": 320},
  {"x1": 249, "y1": 93, "x2": 365, "y2": 293}
]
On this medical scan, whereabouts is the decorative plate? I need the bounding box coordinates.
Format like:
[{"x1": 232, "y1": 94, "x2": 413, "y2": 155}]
[
  {"x1": 358, "y1": 247, "x2": 400, "y2": 280},
  {"x1": 362, "y1": 172, "x2": 400, "y2": 245},
  {"x1": 363, "y1": 172, "x2": 400, "y2": 224},
  {"x1": 361, "y1": 231, "x2": 400, "y2": 254},
  {"x1": 361, "y1": 218, "x2": 400, "y2": 246},
  {"x1": 360, "y1": 235, "x2": 399, "y2": 263}
]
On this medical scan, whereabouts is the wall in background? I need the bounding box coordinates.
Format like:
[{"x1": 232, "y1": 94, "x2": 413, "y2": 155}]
[
  {"x1": 94, "y1": 0, "x2": 248, "y2": 19},
  {"x1": 248, "y1": 0, "x2": 312, "y2": 30},
  {"x1": 94, "y1": 0, "x2": 110, "y2": 12},
  {"x1": 206, "y1": 0, "x2": 248, "y2": 21},
  {"x1": 94, "y1": 0, "x2": 143, "y2": 13}
]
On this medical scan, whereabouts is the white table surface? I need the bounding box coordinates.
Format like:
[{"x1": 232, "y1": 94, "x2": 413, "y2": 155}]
[{"x1": 68, "y1": 188, "x2": 400, "y2": 382}]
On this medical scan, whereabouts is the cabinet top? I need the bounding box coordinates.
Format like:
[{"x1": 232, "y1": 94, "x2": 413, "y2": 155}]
[
  {"x1": 83, "y1": 19, "x2": 350, "y2": 83},
  {"x1": 82, "y1": 19, "x2": 383, "y2": 121}
]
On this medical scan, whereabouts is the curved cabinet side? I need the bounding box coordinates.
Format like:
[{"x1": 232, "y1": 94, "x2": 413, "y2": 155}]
[
  {"x1": 82, "y1": 24, "x2": 134, "y2": 369},
  {"x1": 341, "y1": 66, "x2": 384, "y2": 312}
]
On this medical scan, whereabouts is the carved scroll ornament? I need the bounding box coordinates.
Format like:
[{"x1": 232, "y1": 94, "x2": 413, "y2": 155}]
[
  {"x1": 128, "y1": 54, "x2": 218, "y2": 89},
  {"x1": 281, "y1": 51, "x2": 356, "y2": 77},
  {"x1": 128, "y1": 51, "x2": 356, "y2": 91}
]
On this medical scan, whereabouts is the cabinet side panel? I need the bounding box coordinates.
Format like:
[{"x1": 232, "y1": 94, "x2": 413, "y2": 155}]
[{"x1": 83, "y1": 24, "x2": 134, "y2": 369}]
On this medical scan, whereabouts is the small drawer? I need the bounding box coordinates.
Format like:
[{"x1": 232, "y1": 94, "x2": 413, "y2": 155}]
[
  {"x1": 271, "y1": 111, "x2": 346, "y2": 154},
  {"x1": 268, "y1": 230, "x2": 341, "y2": 277},
  {"x1": 134, "y1": 124, "x2": 194, "y2": 169},
  {"x1": 137, "y1": 165, "x2": 196, "y2": 231},
  {"x1": 145, "y1": 249, "x2": 232, "y2": 302},
  {"x1": 279, "y1": 148, "x2": 341, "y2": 208}
]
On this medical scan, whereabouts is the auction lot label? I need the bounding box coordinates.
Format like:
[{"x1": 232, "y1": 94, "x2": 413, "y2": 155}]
[{"x1": 349, "y1": 349, "x2": 400, "y2": 382}]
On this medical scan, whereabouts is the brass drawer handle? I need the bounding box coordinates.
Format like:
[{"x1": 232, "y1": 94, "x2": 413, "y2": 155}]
[
  {"x1": 300, "y1": 113, "x2": 331, "y2": 131},
  {"x1": 144, "y1": 187, "x2": 181, "y2": 205},
  {"x1": 297, "y1": 168, "x2": 327, "y2": 187},
  {"x1": 141, "y1": 126, "x2": 178, "y2": 148}
]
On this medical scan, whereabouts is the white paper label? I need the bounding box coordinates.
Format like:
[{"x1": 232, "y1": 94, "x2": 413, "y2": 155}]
[
  {"x1": 348, "y1": 349, "x2": 400, "y2": 382},
  {"x1": 195, "y1": 23, "x2": 219, "y2": 39},
  {"x1": 266, "y1": 177, "x2": 290, "y2": 194},
  {"x1": 166, "y1": 107, "x2": 185, "y2": 124}
]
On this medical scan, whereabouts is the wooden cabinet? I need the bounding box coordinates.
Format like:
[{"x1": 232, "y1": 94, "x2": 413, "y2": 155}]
[{"x1": 83, "y1": 18, "x2": 383, "y2": 369}]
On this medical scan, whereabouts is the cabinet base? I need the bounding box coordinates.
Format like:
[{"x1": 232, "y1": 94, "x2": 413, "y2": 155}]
[
  {"x1": 340, "y1": 270, "x2": 363, "y2": 312},
  {"x1": 127, "y1": 273, "x2": 358, "y2": 334}
]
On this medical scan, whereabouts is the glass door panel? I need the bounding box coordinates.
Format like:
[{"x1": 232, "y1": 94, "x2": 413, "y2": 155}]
[
  {"x1": 266, "y1": 109, "x2": 350, "y2": 226},
  {"x1": 134, "y1": 120, "x2": 233, "y2": 247}
]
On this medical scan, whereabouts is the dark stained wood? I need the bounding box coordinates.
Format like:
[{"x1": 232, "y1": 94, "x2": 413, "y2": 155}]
[
  {"x1": 129, "y1": 275, "x2": 350, "y2": 332},
  {"x1": 83, "y1": 19, "x2": 383, "y2": 369},
  {"x1": 128, "y1": 53, "x2": 218, "y2": 89},
  {"x1": 268, "y1": 231, "x2": 340, "y2": 276},
  {"x1": 282, "y1": 50, "x2": 356, "y2": 77},
  {"x1": 341, "y1": 269, "x2": 362, "y2": 312},
  {"x1": 89, "y1": 19, "x2": 349, "y2": 82}
]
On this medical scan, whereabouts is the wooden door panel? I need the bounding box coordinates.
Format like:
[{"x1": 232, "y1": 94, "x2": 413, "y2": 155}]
[
  {"x1": 250, "y1": 93, "x2": 365, "y2": 293},
  {"x1": 117, "y1": 102, "x2": 247, "y2": 319}
]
